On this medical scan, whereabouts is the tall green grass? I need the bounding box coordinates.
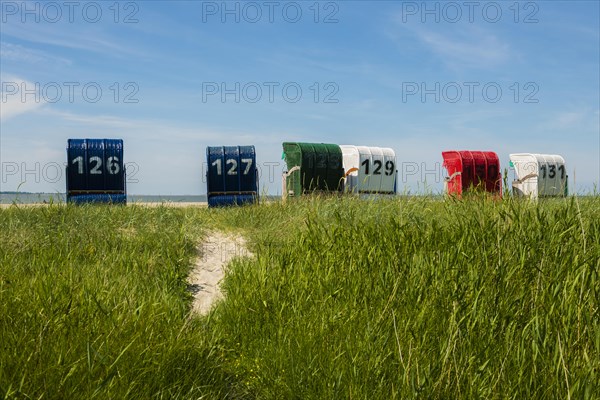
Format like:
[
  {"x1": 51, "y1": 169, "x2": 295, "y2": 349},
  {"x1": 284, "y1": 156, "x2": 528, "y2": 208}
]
[
  {"x1": 0, "y1": 205, "x2": 236, "y2": 399},
  {"x1": 1, "y1": 197, "x2": 599, "y2": 399},
  {"x1": 211, "y1": 196, "x2": 599, "y2": 399}
]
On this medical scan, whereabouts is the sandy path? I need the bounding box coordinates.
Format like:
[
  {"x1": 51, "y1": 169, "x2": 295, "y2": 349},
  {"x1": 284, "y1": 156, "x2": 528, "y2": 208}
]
[{"x1": 188, "y1": 231, "x2": 253, "y2": 315}]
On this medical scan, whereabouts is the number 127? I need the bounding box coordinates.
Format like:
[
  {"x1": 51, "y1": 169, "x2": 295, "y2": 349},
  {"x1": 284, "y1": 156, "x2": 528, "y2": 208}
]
[{"x1": 212, "y1": 158, "x2": 253, "y2": 176}]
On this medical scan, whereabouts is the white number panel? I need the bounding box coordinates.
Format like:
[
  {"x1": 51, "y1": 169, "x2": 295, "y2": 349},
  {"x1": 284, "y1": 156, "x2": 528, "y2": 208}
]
[
  {"x1": 340, "y1": 145, "x2": 360, "y2": 192},
  {"x1": 536, "y1": 154, "x2": 566, "y2": 197},
  {"x1": 341, "y1": 145, "x2": 396, "y2": 194},
  {"x1": 380, "y1": 148, "x2": 396, "y2": 194},
  {"x1": 510, "y1": 153, "x2": 566, "y2": 198}
]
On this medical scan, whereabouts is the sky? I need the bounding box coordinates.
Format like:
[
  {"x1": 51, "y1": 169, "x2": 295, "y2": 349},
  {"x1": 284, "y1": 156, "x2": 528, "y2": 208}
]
[{"x1": 1, "y1": 0, "x2": 599, "y2": 195}]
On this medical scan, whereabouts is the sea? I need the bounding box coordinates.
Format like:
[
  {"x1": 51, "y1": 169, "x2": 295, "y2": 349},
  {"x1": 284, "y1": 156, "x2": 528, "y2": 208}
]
[{"x1": 0, "y1": 193, "x2": 208, "y2": 204}]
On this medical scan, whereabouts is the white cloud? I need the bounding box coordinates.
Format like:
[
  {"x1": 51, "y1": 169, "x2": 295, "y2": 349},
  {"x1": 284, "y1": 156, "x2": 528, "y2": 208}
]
[
  {"x1": 0, "y1": 75, "x2": 46, "y2": 120},
  {"x1": 35, "y1": 108, "x2": 284, "y2": 144},
  {"x1": 554, "y1": 111, "x2": 586, "y2": 127},
  {"x1": 38, "y1": 110, "x2": 140, "y2": 128},
  {"x1": 417, "y1": 29, "x2": 511, "y2": 69},
  {"x1": 1, "y1": 19, "x2": 143, "y2": 58},
  {"x1": 538, "y1": 108, "x2": 599, "y2": 132},
  {"x1": 0, "y1": 42, "x2": 72, "y2": 66},
  {"x1": 390, "y1": 18, "x2": 512, "y2": 70}
]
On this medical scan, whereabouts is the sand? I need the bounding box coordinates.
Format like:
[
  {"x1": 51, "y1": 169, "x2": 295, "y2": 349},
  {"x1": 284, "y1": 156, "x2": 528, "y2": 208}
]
[{"x1": 187, "y1": 231, "x2": 253, "y2": 315}]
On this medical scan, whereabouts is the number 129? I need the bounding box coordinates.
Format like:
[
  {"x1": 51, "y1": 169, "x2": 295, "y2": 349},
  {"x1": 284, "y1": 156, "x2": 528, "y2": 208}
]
[{"x1": 361, "y1": 159, "x2": 395, "y2": 176}]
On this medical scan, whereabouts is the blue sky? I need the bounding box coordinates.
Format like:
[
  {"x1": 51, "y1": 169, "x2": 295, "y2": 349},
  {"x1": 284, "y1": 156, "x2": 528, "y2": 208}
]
[{"x1": 1, "y1": 0, "x2": 599, "y2": 195}]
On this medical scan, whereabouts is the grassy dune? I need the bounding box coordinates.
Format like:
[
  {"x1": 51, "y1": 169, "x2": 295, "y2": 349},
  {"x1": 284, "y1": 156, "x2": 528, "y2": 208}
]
[{"x1": 1, "y1": 197, "x2": 598, "y2": 399}]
